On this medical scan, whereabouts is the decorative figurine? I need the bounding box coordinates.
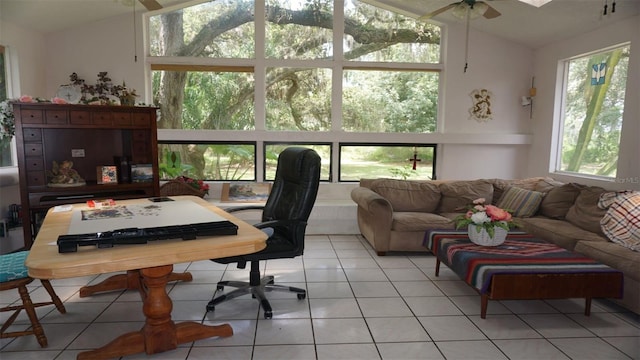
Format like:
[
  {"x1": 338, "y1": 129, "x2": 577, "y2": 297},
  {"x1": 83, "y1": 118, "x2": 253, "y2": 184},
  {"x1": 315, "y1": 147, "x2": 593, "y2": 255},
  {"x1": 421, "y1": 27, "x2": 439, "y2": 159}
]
[{"x1": 48, "y1": 160, "x2": 86, "y2": 187}]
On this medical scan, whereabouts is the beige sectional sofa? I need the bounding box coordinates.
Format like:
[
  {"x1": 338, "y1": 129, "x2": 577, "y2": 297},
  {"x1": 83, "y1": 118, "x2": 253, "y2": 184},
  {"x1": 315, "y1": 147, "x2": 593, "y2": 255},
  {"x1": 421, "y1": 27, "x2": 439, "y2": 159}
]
[{"x1": 350, "y1": 177, "x2": 640, "y2": 314}]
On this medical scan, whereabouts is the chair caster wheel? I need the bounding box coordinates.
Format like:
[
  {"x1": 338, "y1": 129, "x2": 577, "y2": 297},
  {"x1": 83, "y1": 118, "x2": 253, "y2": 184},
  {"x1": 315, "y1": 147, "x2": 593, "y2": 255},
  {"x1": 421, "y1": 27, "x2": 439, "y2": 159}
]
[
  {"x1": 264, "y1": 311, "x2": 272, "y2": 319},
  {"x1": 206, "y1": 304, "x2": 215, "y2": 312},
  {"x1": 216, "y1": 285, "x2": 224, "y2": 291},
  {"x1": 297, "y1": 293, "x2": 306, "y2": 300}
]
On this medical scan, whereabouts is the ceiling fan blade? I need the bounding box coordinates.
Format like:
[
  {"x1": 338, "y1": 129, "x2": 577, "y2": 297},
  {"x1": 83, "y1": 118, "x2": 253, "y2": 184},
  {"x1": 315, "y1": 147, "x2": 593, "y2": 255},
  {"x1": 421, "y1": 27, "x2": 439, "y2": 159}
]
[
  {"x1": 418, "y1": 3, "x2": 460, "y2": 21},
  {"x1": 482, "y1": 4, "x2": 501, "y2": 19},
  {"x1": 139, "y1": 0, "x2": 163, "y2": 11}
]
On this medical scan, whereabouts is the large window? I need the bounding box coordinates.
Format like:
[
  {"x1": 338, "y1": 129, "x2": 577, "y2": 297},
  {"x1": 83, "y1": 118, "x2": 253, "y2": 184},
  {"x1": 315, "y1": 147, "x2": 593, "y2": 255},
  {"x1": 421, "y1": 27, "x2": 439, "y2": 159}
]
[
  {"x1": 148, "y1": 0, "x2": 442, "y2": 181},
  {"x1": 557, "y1": 44, "x2": 629, "y2": 178}
]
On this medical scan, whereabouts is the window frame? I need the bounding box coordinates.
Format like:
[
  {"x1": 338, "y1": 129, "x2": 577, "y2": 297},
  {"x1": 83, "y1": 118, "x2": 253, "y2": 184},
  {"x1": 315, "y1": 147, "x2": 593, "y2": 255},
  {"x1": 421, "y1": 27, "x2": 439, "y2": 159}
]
[
  {"x1": 338, "y1": 142, "x2": 437, "y2": 182},
  {"x1": 0, "y1": 44, "x2": 20, "y2": 177},
  {"x1": 553, "y1": 42, "x2": 629, "y2": 181},
  {"x1": 146, "y1": 0, "x2": 444, "y2": 183}
]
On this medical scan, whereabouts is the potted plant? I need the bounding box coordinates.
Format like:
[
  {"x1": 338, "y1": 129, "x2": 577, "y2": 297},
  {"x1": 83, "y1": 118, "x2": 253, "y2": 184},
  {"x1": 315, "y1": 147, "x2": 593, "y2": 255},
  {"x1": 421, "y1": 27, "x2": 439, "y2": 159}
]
[{"x1": 453, "y1": 198, "x2": 515, "y2": 246}]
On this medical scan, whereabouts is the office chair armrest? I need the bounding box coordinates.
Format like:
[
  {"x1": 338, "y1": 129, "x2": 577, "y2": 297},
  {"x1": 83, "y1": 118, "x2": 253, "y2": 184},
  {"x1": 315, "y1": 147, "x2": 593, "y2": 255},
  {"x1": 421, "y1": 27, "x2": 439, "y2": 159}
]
[
  {"x1": 252, "y1": 219, "x2": 302, "y2": 230},
  {"x1": 225, "y1": 205, "x2": 265, "y2": 213}
]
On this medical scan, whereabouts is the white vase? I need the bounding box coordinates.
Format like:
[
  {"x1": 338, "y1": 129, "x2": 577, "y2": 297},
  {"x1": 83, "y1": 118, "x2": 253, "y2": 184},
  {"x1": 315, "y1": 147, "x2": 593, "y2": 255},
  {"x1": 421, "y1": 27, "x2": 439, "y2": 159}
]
[{"x1": 468, "y1": 223, "x2": 508, "y2": 246}]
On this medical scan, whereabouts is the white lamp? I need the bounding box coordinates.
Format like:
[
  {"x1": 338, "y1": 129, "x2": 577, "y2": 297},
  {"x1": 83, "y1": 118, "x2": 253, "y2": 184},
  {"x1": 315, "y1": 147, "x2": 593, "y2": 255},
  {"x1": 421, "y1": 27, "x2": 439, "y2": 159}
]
[{"x1": 522, "y1": 78, "x2": 537, "y2": 118}]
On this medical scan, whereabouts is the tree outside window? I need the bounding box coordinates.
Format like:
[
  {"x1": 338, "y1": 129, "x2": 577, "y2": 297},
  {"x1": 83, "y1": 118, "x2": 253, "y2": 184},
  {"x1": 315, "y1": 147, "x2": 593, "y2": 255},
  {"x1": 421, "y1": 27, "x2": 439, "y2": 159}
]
[
  {"x1": 558, "y1": 44, "x2": 629, "y2": 178},
  {"x1": 149, "y1": 0, "x2": 441, "y2": 181}
]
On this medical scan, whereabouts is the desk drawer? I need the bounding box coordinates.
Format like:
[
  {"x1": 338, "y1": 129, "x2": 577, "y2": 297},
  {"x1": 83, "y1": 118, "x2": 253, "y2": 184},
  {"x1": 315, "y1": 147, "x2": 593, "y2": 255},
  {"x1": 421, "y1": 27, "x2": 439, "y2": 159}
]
[
  {"x1": 27, "y1": 171, "x2": 46, "y2": 186},
  {"x1": 45, "y1": 110, "x2": 68, "y2": 125},
  {"x1": 24, "y1": 143, "x2": 43, "y2": 156},
  {"x1": 25, "y1": 157, "x2": 44, "y2": 171},
  {"x1": 22, "y1": 128, "x2": 42, "y2": 142},
  {"x1": 21, "y1": 109, "x2": 44, "y2": 124}
]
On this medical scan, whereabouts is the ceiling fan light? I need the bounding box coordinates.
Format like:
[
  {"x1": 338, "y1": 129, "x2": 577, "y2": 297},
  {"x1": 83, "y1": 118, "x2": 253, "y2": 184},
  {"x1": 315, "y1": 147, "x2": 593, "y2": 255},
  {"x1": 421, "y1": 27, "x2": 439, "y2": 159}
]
[
  {"x1": 452, "y1": 2, "x2": 488, "y2": 20},
  {"x1": 517, "y1": 0, "x2": 553, "y2": 7}
]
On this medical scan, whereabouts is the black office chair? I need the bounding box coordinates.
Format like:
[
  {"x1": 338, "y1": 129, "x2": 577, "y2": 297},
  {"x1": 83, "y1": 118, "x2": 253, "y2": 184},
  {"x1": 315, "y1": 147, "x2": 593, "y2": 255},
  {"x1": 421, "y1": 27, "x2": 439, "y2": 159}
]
[{"x1": 206, "y1": 147, "x2": 321, "y2": 319}]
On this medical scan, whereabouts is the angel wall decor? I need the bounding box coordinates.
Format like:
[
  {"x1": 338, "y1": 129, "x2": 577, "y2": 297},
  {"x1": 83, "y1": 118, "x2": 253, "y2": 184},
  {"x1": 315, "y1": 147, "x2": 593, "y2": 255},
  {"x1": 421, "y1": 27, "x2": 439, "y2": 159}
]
[{"x1": 469, "y1": 88, "x2": 493, "y2": 123}]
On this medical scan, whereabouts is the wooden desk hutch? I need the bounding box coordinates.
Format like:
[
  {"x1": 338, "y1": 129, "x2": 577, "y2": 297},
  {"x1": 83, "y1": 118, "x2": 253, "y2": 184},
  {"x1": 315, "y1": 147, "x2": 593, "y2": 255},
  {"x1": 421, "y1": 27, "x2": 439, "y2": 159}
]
[{"x1": 13, "y1": 103, "x2": 160, "y2": 248}]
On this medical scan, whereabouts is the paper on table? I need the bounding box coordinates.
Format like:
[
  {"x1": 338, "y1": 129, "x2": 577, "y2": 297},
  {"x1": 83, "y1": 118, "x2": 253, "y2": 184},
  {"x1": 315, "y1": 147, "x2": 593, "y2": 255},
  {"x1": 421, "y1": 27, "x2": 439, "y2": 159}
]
[
  {"x1": 67, "y1": 199, "x2": 228, "y2": 235},
  {"x1": 53, "y1": 205, "x2": 73, "y2": 212}
]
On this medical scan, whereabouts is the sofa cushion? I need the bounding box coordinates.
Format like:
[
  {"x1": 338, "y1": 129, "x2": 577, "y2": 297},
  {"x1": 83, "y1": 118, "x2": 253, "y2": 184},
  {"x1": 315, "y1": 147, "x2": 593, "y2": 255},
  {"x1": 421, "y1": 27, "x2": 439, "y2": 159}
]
[
  {"x1": 518, "y1": 217, "x2": 607, "y2": 251},
  {"x1": 565, "y1": 186, "x2": 608, "y2": 235},
  {"x1": 392, "y1": 212, "x2": 454, "y2": 232},
  {"x1": 497, "y1": 186, "x2": 544, "y2": 218},
  {"x1": 437, "y1": 180, "x2": 494, "y2": 213},
  {"x1": 534, "y1": 178, "x2": 565, "y2": 193},
  {"x1": 538, "y1": 183, "x2": 584, "y2": 219},
  {"x1": 598, "y1": 191, "x2": 640, "y2": 251},
  {"x1": 369, "y1": 179, "x2": 441, "y2": 212},
  {"x1": 574, "y1": 241, "x2": 640, "y2": 282}
]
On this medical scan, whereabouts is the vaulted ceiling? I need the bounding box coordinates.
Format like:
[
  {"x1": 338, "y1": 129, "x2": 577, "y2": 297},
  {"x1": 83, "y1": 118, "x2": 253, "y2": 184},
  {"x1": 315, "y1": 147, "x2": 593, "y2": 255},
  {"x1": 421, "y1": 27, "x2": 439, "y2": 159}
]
[{"x1": 1, "y1": 0, "x2": 638, "y2": 49}]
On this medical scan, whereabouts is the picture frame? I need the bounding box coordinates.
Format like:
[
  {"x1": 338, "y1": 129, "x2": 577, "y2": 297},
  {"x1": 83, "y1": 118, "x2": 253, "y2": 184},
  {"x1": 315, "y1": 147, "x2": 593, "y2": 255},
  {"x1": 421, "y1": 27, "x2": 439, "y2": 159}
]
[
  {"x1": 131, "y1": 164, "x2": 154, "y2": 183},
  {"x1": 221, "y1": 182, "x2": 272, "y2": 202}
]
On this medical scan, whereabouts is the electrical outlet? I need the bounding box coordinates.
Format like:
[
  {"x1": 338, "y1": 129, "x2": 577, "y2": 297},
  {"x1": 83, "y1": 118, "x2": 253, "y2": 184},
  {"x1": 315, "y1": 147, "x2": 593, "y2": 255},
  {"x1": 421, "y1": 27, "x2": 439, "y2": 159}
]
[{"x1": 71, "y1": 149, "x2": 85, "y2": 157}]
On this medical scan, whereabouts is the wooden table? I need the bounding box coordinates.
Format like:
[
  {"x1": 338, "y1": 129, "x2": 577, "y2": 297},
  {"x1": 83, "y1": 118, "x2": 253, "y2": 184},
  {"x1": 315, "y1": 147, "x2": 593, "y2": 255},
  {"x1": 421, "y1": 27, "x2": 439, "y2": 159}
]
[
  {"x1": 26, "y1": 196, "x2": 267, "y2": 360},
  {"x1": 426, "y1": 230, "x2": 623, "y2": 319}
]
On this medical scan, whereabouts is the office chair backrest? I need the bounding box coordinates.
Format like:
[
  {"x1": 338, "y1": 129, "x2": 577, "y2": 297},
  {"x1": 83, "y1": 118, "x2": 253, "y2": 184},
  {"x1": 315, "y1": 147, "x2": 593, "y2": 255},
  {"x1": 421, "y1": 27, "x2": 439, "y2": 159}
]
[{"x1": 263, "y1": 147, "x2": 321, "y2": 225}]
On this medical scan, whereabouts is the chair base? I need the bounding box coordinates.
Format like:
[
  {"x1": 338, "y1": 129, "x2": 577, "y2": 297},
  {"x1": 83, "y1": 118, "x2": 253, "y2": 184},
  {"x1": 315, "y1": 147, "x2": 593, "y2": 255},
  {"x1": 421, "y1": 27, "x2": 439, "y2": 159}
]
[
  {"x1": 1, "y1": 278, "x2": 66, "y2": 347},
  {"x1": 206, "y1": 262, "x2": 306, "y2": 319}
]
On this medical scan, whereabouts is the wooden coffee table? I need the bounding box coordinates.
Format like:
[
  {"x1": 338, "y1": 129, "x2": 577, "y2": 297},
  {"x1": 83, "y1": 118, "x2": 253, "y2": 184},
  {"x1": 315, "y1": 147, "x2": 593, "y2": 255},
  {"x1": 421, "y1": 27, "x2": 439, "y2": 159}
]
[{"x1": 425, "y1": 230, "x2": 623, "y2": 318}]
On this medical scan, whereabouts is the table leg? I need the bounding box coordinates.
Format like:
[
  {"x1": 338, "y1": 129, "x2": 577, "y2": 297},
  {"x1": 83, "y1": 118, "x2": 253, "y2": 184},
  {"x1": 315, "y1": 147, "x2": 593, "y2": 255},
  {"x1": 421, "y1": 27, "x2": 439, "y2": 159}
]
[
  {"x1": 77, "y1": 265, "x2": 232, "y2": 360},
  {"x1": 79, "y1": 270, "x2": 192, "y2": 298},
  {"x1": 480, "y1": 294, "x2": 489, "y2": 319},
  {"x1": 435, "y1": 258, "x2": 441, "y2": 277},
  {"x1": 585, "y1": 297, "x2": 592, "y2": 316}
]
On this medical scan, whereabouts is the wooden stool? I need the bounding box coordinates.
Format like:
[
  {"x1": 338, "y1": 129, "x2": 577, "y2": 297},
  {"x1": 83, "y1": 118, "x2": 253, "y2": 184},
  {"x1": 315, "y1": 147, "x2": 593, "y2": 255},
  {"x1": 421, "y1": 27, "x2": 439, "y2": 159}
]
[{"x1": 0, "y1": 251, "x2": 66, "y2": 347}]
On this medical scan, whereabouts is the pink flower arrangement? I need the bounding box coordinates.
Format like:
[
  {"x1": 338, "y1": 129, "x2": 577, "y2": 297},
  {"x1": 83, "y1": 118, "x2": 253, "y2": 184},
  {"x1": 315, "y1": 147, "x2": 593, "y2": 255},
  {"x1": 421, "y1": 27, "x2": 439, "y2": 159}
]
[
  {"x1": 454, "y1": 198, "x2": 516, "y2": 237},
  {"x1": 51, "y1": 97, "x2": 69, "y2": 104}
]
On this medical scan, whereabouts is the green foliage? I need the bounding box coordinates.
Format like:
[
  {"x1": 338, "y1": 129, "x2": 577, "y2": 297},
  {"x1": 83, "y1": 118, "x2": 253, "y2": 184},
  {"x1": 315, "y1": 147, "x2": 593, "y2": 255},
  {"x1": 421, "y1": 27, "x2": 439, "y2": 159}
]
[
  {"x1": 150, "y1": 0, "x2": 442, "y2": 177},
  {"x1": 158, "y1": 148, "x2": 194, "y2": 179},
  {"x1": 561, "y1": 45, "x2": 628, "y2": 177},
  {"x1": 388, "y1": 165, "x2": 422, "y2": 180}
]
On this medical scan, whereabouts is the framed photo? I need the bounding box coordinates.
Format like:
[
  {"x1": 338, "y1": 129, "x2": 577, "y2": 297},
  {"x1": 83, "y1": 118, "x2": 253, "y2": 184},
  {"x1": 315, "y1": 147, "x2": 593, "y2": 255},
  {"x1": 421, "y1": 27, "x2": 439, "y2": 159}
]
[
  {"x1": 97, "y1": 166, "x2": 118, "y2": 184},
  {"x1": 131, "y1": 164, "x2": 154, "y2": 183},
  {"x1": 221, "y1": 183, "x2": 272, "y2": 202}
]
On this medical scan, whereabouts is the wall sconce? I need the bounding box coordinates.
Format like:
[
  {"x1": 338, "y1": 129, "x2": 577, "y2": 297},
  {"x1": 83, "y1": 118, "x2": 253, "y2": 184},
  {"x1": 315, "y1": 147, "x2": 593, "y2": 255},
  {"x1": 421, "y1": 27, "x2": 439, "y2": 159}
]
[{"x1": 521, "y1": 77, "x2": 536, "y2": 118}]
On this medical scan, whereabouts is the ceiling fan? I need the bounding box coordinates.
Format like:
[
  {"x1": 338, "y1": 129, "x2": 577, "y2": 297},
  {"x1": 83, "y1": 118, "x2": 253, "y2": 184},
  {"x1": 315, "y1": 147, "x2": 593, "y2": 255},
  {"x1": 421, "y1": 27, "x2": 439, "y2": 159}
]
[
  {"x1": 138, "y1": 0, "x2": 163, "y2": 11},
  {"x1": 419, "y1": 0, "x2": 501, "y2": 21},
  {"x1": 419, "y1": 0, "x2": 502, "y2": 73},
  {"x1": 117, "y1": 0, "x2": 163, "y2": 11}
]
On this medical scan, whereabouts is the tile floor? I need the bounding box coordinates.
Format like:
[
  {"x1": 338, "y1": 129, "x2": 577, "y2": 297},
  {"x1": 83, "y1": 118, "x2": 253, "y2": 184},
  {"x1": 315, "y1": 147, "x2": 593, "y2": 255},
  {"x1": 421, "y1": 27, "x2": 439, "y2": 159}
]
[{"x1": 1, "y1": 234, "x2": 639, "y2": 359}]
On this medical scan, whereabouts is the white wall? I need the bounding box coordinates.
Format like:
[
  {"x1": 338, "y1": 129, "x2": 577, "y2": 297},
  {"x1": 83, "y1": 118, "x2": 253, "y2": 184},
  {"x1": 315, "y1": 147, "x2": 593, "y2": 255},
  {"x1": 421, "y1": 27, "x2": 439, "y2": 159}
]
[
  {"x1": 43, "y1": 11, "x2": 147, "y2": 100},
  {"x1": 0, "y1": 22, "x2": 47, "y2": 218},
  {"x1": 438, "y1": 22, "x2": 534, "y2": 180},
  {"x1": 0, "y1": 21, "x2": 47, "y2": 96},
  {"x1": 529, "y1": 15, "x2": 640, "y2": 191}
]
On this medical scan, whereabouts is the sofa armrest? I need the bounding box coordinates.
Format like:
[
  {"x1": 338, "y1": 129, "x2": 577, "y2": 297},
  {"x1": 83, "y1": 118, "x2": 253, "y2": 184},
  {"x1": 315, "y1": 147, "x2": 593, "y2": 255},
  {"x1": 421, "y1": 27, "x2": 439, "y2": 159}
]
[
  {"x1": 350, "y1": 187, "x2": 392, "y2": 214},
  {"x1": 350, "y1": 187, "x2": 394, "y2": 255}
]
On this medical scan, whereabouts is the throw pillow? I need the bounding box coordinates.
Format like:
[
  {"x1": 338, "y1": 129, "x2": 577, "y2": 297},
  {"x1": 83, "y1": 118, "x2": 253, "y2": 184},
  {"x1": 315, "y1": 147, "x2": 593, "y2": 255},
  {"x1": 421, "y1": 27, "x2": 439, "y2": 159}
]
[
  {"x1": 599, "y1": 191, "x2": 640, "y2": 251},
  {"x1": 565, "y1": 186, "x2": 608, "y2": 235},
  {"x1": 496, "y1": 186, "x2": 544, "y2": 217},
  {"x1": 492, "y1": 177, "x2": 549, "y2": 204},
  {"x1": 539, "y1": 183, "x2": 584, "y2": 219}
]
